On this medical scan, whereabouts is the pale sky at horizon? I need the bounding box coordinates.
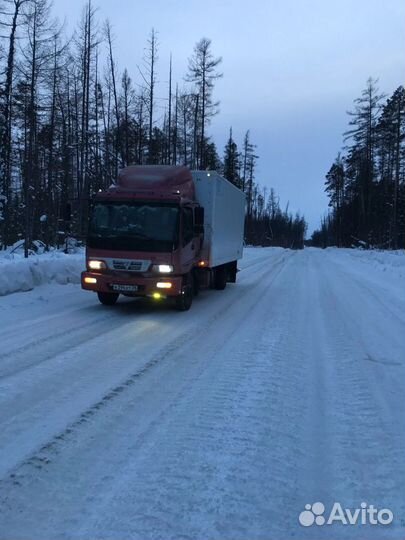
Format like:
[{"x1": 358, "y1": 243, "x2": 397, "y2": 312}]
[{"x1": 51, "y1": 0, "x2": 405, "y2": 233}]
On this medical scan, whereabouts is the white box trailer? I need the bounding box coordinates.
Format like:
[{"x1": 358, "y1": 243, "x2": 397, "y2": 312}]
[{"x1": 192, "y1": 171, "x2": 246, "y2": 268}]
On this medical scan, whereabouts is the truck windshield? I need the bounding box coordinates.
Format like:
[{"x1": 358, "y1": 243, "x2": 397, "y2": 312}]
[{"x1": 87, "y1": 202, "x2": 179, "y2": 252}]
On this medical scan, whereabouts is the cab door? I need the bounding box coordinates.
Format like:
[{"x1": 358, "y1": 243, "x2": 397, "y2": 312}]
[{"x1": 180, "y1": 207, "x2": 196, "y2": 271}]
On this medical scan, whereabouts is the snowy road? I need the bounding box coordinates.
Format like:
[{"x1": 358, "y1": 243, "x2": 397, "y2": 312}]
[{"x1": 0, "y1": 248, "x2": 404, "y2": 540}]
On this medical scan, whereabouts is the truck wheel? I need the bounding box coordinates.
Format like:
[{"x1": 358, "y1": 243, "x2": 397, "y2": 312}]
[
  {"x1": 175, "y1": 274, "x2": 193, "y2": 311},
  {"x1": 97, "y1": 291, "x2": 119, "y2": 305},
  {"x1": 214, "y1": 266, "x2": 227, "y2": 290},
  {"x1": 228, "y1": 261, "x2": 238, "y2": 283}
]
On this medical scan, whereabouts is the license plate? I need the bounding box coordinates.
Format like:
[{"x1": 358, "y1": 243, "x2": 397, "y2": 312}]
[{"x1": 111, "y1": 284, "x2": 138, "y2": 292}]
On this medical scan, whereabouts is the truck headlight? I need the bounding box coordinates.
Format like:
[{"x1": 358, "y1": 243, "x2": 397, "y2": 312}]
[
  {"x1": 152, "y1": 264, "x2": 173, "y2": 273},
  {"x1": 88, "y1": 259, "x2": 107, "y2": 270}
]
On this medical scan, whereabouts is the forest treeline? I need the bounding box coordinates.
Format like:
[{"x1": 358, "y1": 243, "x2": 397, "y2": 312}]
[
  {"x1": 0, "y1": 0, "x2": 306, "y2": 254},
  {"x1": 312, "y1": 79, "x2": 405, "y2": 249}
]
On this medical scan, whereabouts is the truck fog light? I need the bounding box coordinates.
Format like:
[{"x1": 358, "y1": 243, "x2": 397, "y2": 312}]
[
  {"x1": 84, "y1": 277, "x2": 97, "y2": 284},
  {"x1": 156, "y1": 282, "x2": 172, "y2": 289},
  {"x1": 152, "y1": 292, "x2": 162, "y2": 299}
]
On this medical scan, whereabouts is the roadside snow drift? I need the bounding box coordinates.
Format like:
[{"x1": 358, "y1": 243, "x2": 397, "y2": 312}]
[{"x1": 0, "y1": 252, "x2": 84, "y2": 296}]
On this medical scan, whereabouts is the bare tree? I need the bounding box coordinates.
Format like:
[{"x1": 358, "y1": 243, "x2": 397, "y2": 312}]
[
  {"x1": 19, "y1": 0, "x2": 61, "y2": 255},
  {"x1": 138, "y1": 28, "x2": 158, "y2": 163},
  {"x1": 0, "y1": 0, "x2": 29, "y2": 247},
  {"x1": 104, "y1": 19, "x2": 122, "y2": 168},
  {"x1": 242, "y1": 130, "x2": 254, "y2": 191},
  {"x1": 76, "y1": 0, "x2": 98, "y2": 232},
  {"x1": 173, "y1": 83, "x2": 178, "y2": 164},
  {"x1": 186, "y1": 37, "x2": 222, "y2": 169},
  {"x1": 167, "y1": 53, "x2": 172, "y2": 164},
  {"x1": 120, "y1": 67, "x2": 135, "y2": 166}
]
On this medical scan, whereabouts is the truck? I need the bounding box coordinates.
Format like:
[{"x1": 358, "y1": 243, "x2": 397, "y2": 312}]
[{"x1": 81, "y1": 165, "x2": 245, "y2": 311}]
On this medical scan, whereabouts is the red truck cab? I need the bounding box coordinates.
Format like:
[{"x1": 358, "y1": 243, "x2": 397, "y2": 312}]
[{"x1": 82, "y1": 166, "x2": 205, "y2": 310}]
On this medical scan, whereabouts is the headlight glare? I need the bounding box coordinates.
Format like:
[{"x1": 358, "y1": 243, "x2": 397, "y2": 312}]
[
  {"x1": 88, "y1": 259, "x2": 107, "y2": 270},
  {"x1": 152, "y1": 264, "x2": 173, "y2": 273}
]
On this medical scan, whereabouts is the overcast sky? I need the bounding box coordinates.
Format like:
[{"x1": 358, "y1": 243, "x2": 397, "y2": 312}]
[{"x1": 52, "y1": 0, "x2": 405, "y2": 233}]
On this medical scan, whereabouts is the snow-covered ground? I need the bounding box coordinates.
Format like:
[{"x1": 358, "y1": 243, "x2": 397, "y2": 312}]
[
  {"x1": 0, "y1": 247, "x2": 404, "y2": 540},
  {"x1": 0, "y1": 250, "x2": 83, "y2": 296}
]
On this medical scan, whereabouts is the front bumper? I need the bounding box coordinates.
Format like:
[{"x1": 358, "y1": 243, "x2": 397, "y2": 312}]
[{"x1": 81, "y1": 271, "x2": 183, "y2": 297}]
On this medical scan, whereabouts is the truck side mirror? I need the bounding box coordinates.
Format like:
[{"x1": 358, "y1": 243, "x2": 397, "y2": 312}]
[{"x1": 194, "y1": 207, "x2": 204, "y2": 234}]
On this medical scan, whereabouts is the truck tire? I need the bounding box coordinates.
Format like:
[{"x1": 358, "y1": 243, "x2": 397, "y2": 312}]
[
  {"x1": 192, "y1": 269, "x2": 200, "y2": 296},
  {"x1": 175, "y1": 274, "x2": 193, "y2": 311},
  {"x1": 97, "y1": 291, "x2": 119, "y2": 305},
  {"x1": 228, "y1": 260, "x2": 238, "y2": 283},
  {"x1": 214, "y1": 266, "x2": 227, "y2": 290}
]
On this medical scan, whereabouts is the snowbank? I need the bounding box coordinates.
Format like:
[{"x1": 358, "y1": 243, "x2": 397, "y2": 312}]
[
  {"x1": 322, "y1": 247, "x2": 405, "y2": 300},
  {"x1": 0, "y1": 246, "x2": 283, "y2": 297},
  {"x1": 1, "y1": 246, "x2": 402, "y2": 298},
  {"x1": 0, "y1": 251, "x2": 84, "y2": 296},
  {"x1": 324, "y1": 247, "x2": 405, "y2": 278}
]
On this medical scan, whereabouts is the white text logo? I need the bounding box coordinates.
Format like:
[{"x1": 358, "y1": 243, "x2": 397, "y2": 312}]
[{"x1": 299, "y1": 502, "x2": 393, "y2": 527}]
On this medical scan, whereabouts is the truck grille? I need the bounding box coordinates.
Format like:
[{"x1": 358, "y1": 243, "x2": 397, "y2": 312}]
[
  {"x1": 106, "y1": 258, "x2": 151, "y2": 272},
  {"x1": 113, "y1": 260, "x2": 142, "y2": 271}
]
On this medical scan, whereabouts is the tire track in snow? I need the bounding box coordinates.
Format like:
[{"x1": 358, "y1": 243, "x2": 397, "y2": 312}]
[
  {"x1": 3, "y1": 249, "x2": 400, "y2": 540},
  {"x1": 0, "y1": 248, "x2": 284, "y2": 381},
  {"x1": 0, "y1": 250, "x2": 293, "y2": 483},
  {"x1": 297, "y1": 250, "x2": 405, "y2": 540},
  {"x1": 0, "y1": 249, "x2": 299, "y2": 540}
]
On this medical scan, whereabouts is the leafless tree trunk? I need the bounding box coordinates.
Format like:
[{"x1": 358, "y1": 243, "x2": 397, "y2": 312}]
[
  {"x1": 173, "y1": 84, "x2": 178, "y2": 165},
  {"x1": 0, "y1": 0, "x2": 27, "y2": 247},
  {"x1": 167, "y1": 53, "x2": 172, "y2": 164},
  {"x1": 187, "y1": 38, "x2": 222, "y2": 169},
  {"x1": 105, "y1": 20, "x2": 122, "y2": 169},
  {"x1": 138, "y1": 28, "x2": 158, "y2": 163}
]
